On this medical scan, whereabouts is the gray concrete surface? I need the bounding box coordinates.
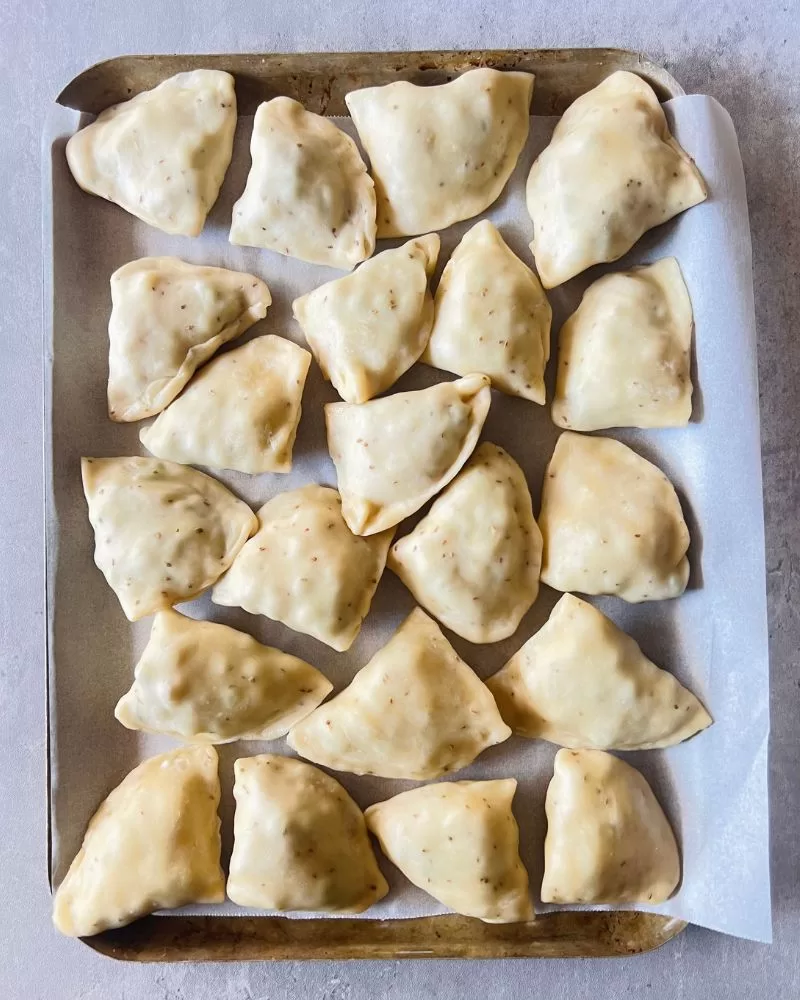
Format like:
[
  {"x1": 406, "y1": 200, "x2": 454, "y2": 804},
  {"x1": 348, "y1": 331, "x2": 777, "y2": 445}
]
[{"x1": 1, "y1": 1, "x2": 798, "y2": 996}]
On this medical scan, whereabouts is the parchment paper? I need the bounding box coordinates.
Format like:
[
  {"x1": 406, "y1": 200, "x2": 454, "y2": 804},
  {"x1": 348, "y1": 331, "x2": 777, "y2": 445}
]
[{"x1": 44, "y1": 95, "x2": 771, "y2": 942}]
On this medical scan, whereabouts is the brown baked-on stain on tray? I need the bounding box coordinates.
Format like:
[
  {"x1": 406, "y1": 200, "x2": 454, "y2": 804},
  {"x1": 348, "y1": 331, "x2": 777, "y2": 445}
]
[
  {"x1": 56, "y1": 48, "x2": 683, "y2": 118},
  {"x1": 50, "y1": 47, "x2": 687, "y2": 962},
  {"x1": 88, "y1": 911, "x2": 688, "y2": 962}
]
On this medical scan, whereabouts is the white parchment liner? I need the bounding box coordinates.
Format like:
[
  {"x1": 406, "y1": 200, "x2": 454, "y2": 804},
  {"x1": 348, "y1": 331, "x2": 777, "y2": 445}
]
[{"x1": 44, "y1": 95, "x2": 770, "y2": 941}]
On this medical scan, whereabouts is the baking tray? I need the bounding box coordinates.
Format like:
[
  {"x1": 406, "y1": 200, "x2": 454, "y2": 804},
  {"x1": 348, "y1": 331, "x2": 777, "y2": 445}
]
[{"x1": 46, "y1": 48, "x2": 689, "y2": 961}]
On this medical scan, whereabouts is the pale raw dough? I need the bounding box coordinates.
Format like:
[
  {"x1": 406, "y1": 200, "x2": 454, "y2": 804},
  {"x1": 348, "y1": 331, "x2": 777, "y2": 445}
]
[
  {"x1": 326, "y1": 374, "x2": 491, "y2": 535},
  {"x1": 389, "y1": 443, "x2": 542, "y2": 643},
  {"x1": 346, "y1": 68, "x2": 534, "y2": 237},
  {"x1": 140, "y1": 335, "x2": 311, "y2": 474},
  {"x1": 66, "y1": 70, "x2": 236, "y2": 236},
  {"x1": 287, "y1": 607, "x2": 511, "y2": 779},
  {"x1": 539, "y1": 433, "x2": 690, "y2": 602},
  {"x1": 107, "y1": 256, "x2": 271, "y2": 423},
  {"x1": 423, "y1": 221, "x2": 552, "y2": 404},
  {"x1": 82, "y1": 456, "x2": 257, "y2": 621},
  {"x1": 552, "y1": 258, "x2": 694, "y2": 430},
  {"x1": 541, "y1": 748, "x2": 680, "y2": 904},
  {"x1": 115, "y1": 610, "x2": 332, "y2": 743},
  {"x1": 53, "y1": 746, "x2": 224, "y2": 937},
  {"x1": 487, "y1": 593, "x2": 711, "y2": 748},
  {"x1": 227, "y1": 755, "x2": 388, "y2": 913},
  {"x1": 212, "y1": 485, "x2": 393, "y2": 651},
  {"x1": 526, "y1": 71, "x2": 707, "y2": 287},
  {"x1": 293, "y1": 234, "x2": 440, "y2": 403},
  {"x1": 366, "y1": 779, "x2": 532, "y2": 923},
  {"x1": 230, "y1": 97, "x2": 376, "y2": 269}
]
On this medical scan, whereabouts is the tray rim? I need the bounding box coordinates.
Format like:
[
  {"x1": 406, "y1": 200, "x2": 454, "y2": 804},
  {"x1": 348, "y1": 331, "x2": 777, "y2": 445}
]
[
  {"x1": 54, "y1": 47, "x2": 685, "y2": 114},
  {"x1": 44, "y1": 45, "x2": 689, "y2": 962}
]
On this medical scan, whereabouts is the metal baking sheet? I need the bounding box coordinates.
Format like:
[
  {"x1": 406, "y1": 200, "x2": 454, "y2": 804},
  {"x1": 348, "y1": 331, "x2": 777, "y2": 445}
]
[{"x1": 43, "y1": 50, "x2": 769, "y2": 959}]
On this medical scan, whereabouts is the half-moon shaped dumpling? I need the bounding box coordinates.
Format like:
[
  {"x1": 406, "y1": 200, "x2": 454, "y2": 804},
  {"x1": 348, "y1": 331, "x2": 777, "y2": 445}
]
[
  {"x1": 212, "y1": 485, "x2": 393, "y2": 651},
  {"x1": 539, "y1": 433, "x2": 690, "y2": 602},
  {"x1": 487, "y1": 594, "x2": 711, "y2": 749},
  {"x1": 326, "y1": 374, "x2": 491, "y2": 535},
  {"x1": 423, "y1": 221, "x2": 552, "y2": 404},
  {"x1": 287, "y1": 607, "x2": 511, "y2": 779},
  {"x1": 82, "y1": 456, "x2": 257, "y2": 621},
  {"x1": 115, "y1": 610, "x2": 332, "y2": 743},
  {"x1": 139, "y1": 335, "x2": 311, "y2": 474},
  {"x1": 541, "y1": 748, "x2": 680, "y2": 904},
  {"x1": 53, "y1": 746, "x2": 224, "y2": 936},
  {"x1": 293, "y1": 234, "x2": 440, "y2": 403},
  {"x1": 108, "y1": 257, "x2": 271, "y2": 422},
  {"x1": 66, "y1": 70, "x2": 236, "y2": 236},
  {"x1": 526, "y1": 71, "x2": 707, "y2": 287},
  {"x1": 389, "y1": 443, "x2": 542, "y2": 643},
  {"x1": 227, "y1": 754, "x2": 388, "y2": 913},
  {"x1": 346, "y1": 68, "x2": 534, "y2": 237},
  {"x1": 552, "y1": 258, "x2": 693, "y2": 431},
  {"x1": 366, "y1": 779, "x2": 532, "y2": 923},
  {"x1": 230, "y1": 97, "x2": 376, "y2": 269}
]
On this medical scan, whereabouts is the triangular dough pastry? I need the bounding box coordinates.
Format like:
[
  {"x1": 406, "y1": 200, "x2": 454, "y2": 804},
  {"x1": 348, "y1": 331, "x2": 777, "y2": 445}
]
[
  {"x1": 366, "y1": 779, "x2": 532, "y2": 923},
  {"x1": 526, "y1": 71, "x2": 707, "y2": 287},
  {"x1": 423, "y1": 221, "x2": 552, "y2": 404},
  {"x1": 66, "y1": 70, "x2": 236, "y2": 236},
  {"x1": 108, "y1": 256, "x2": 271, "y2": 422},
  {"x1": 230, "y1": 97, "x2": 376, "y2": 269},
  {"x1": 389, "y1": 443, "x2": 542, "y2": 643},
  {"x1": 53, "y1": 746, "x2": 224, "y2": 936},
  {"x1": 115, "y1": 610, "x2": 332, "y2": 743},
  {"x1": 487, "y1": 594, "x2": 711, "y2": 748},
  {"x1": 326, "y1": 374, "x2": 491, "y2": 535},
  {"x1": 287, "y1": 608, "x2": 511, "y2": 779},
  {"x1": 140, "y1": 335, "x2": 311, "y2": 474},
  {"x1": 552, "y1": 258, "x2": 694, "y2": 430},
  {"x1": 346, "y1": 68, "x2": 534, "y2": 236},
  {"x1": 82, "y1": 456, "x2": 257, "y2": 621},
  {"x1": 541, "y1": 748, "x2": 680, "y2": 904},
  {"x1": 227, "y1": 754, "x2": 388, "y2": 913},
  {"x1": 212, "y1": 485, "x2": 393, "y2": 651},
  {"x1": 293, "y1": 234, "x2": 440, "y2": 403},
  {"x1": 539, "y1": 433, "x2": 690, "y2": 602}
]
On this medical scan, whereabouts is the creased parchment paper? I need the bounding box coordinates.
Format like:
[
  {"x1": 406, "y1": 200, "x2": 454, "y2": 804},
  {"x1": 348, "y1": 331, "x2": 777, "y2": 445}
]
[{"x1": 44, "y1": 95, "x2": 770, "y2": 942}]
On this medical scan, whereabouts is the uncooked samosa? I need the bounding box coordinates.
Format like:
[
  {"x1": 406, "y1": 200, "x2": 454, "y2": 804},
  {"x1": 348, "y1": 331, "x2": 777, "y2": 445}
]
[
  {"x1": 293, "y1": 234, "x2": 440, "y2": 403},
  {"x1": 227, "y1": 755, "x2": 387, "y2": 913},
  {"x1": 53, "y1": 746, "x2": 224, "y2": 936},
  {"x1": 424, "y1": 221, "x2": 552, "y2": 404},
  {"x1": 552, "y1": 258, "x2": 694, "y2": 431},
  {"x1": 526, "y1": 71, "x2": 707, "y2": 287},
  {"x1": 115, "y1": 610, "x2": 332, "y2": 743},
  {"x1": 212, "y1": 485, "x2": 393, "y2": 651},
  {"x1": 539, "y1": 433, "x2": 690, "y2": 602},
  {"x1": 326, "y1": 374, "x2": 491, "y2": 536},
  {"x1": 140, "y1": 335, "x2": 311, "y2": 474},
  {"x1": 287, "y1": 607, "x2": 511, "y2": 779},
  {"x1": 230, "y1": 97, "x2": 376, "y2": 269},
  {"x1": 82, "y1": 456, "x2": 257, "y2": 621},
  {"x1": 346, "y1": 68, "x2": 534, "y2": 236},
  {"x1": 107, "y1": 257, "x2": 271, "y2": 422},
  {"x1": 389, "y1": 443, "x2": 542, "y2": 643},
  {"x1": 541, "y1": 748, "x2": 680, "y2": 904},
  {"x1": 366, "y1": 779, "x2": 532, "y2": 923},
  {"x1": 66, "y1": 69, "x2": 236, "y2": 236},
  {"x1": 487, "y1": 594, "x2": 711, "y2": 749}
]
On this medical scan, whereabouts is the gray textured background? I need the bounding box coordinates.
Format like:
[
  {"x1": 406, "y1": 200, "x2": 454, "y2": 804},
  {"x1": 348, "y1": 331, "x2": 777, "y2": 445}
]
[{"x1": 1, "y1": 1, "x2": 798, "y2": 996}]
